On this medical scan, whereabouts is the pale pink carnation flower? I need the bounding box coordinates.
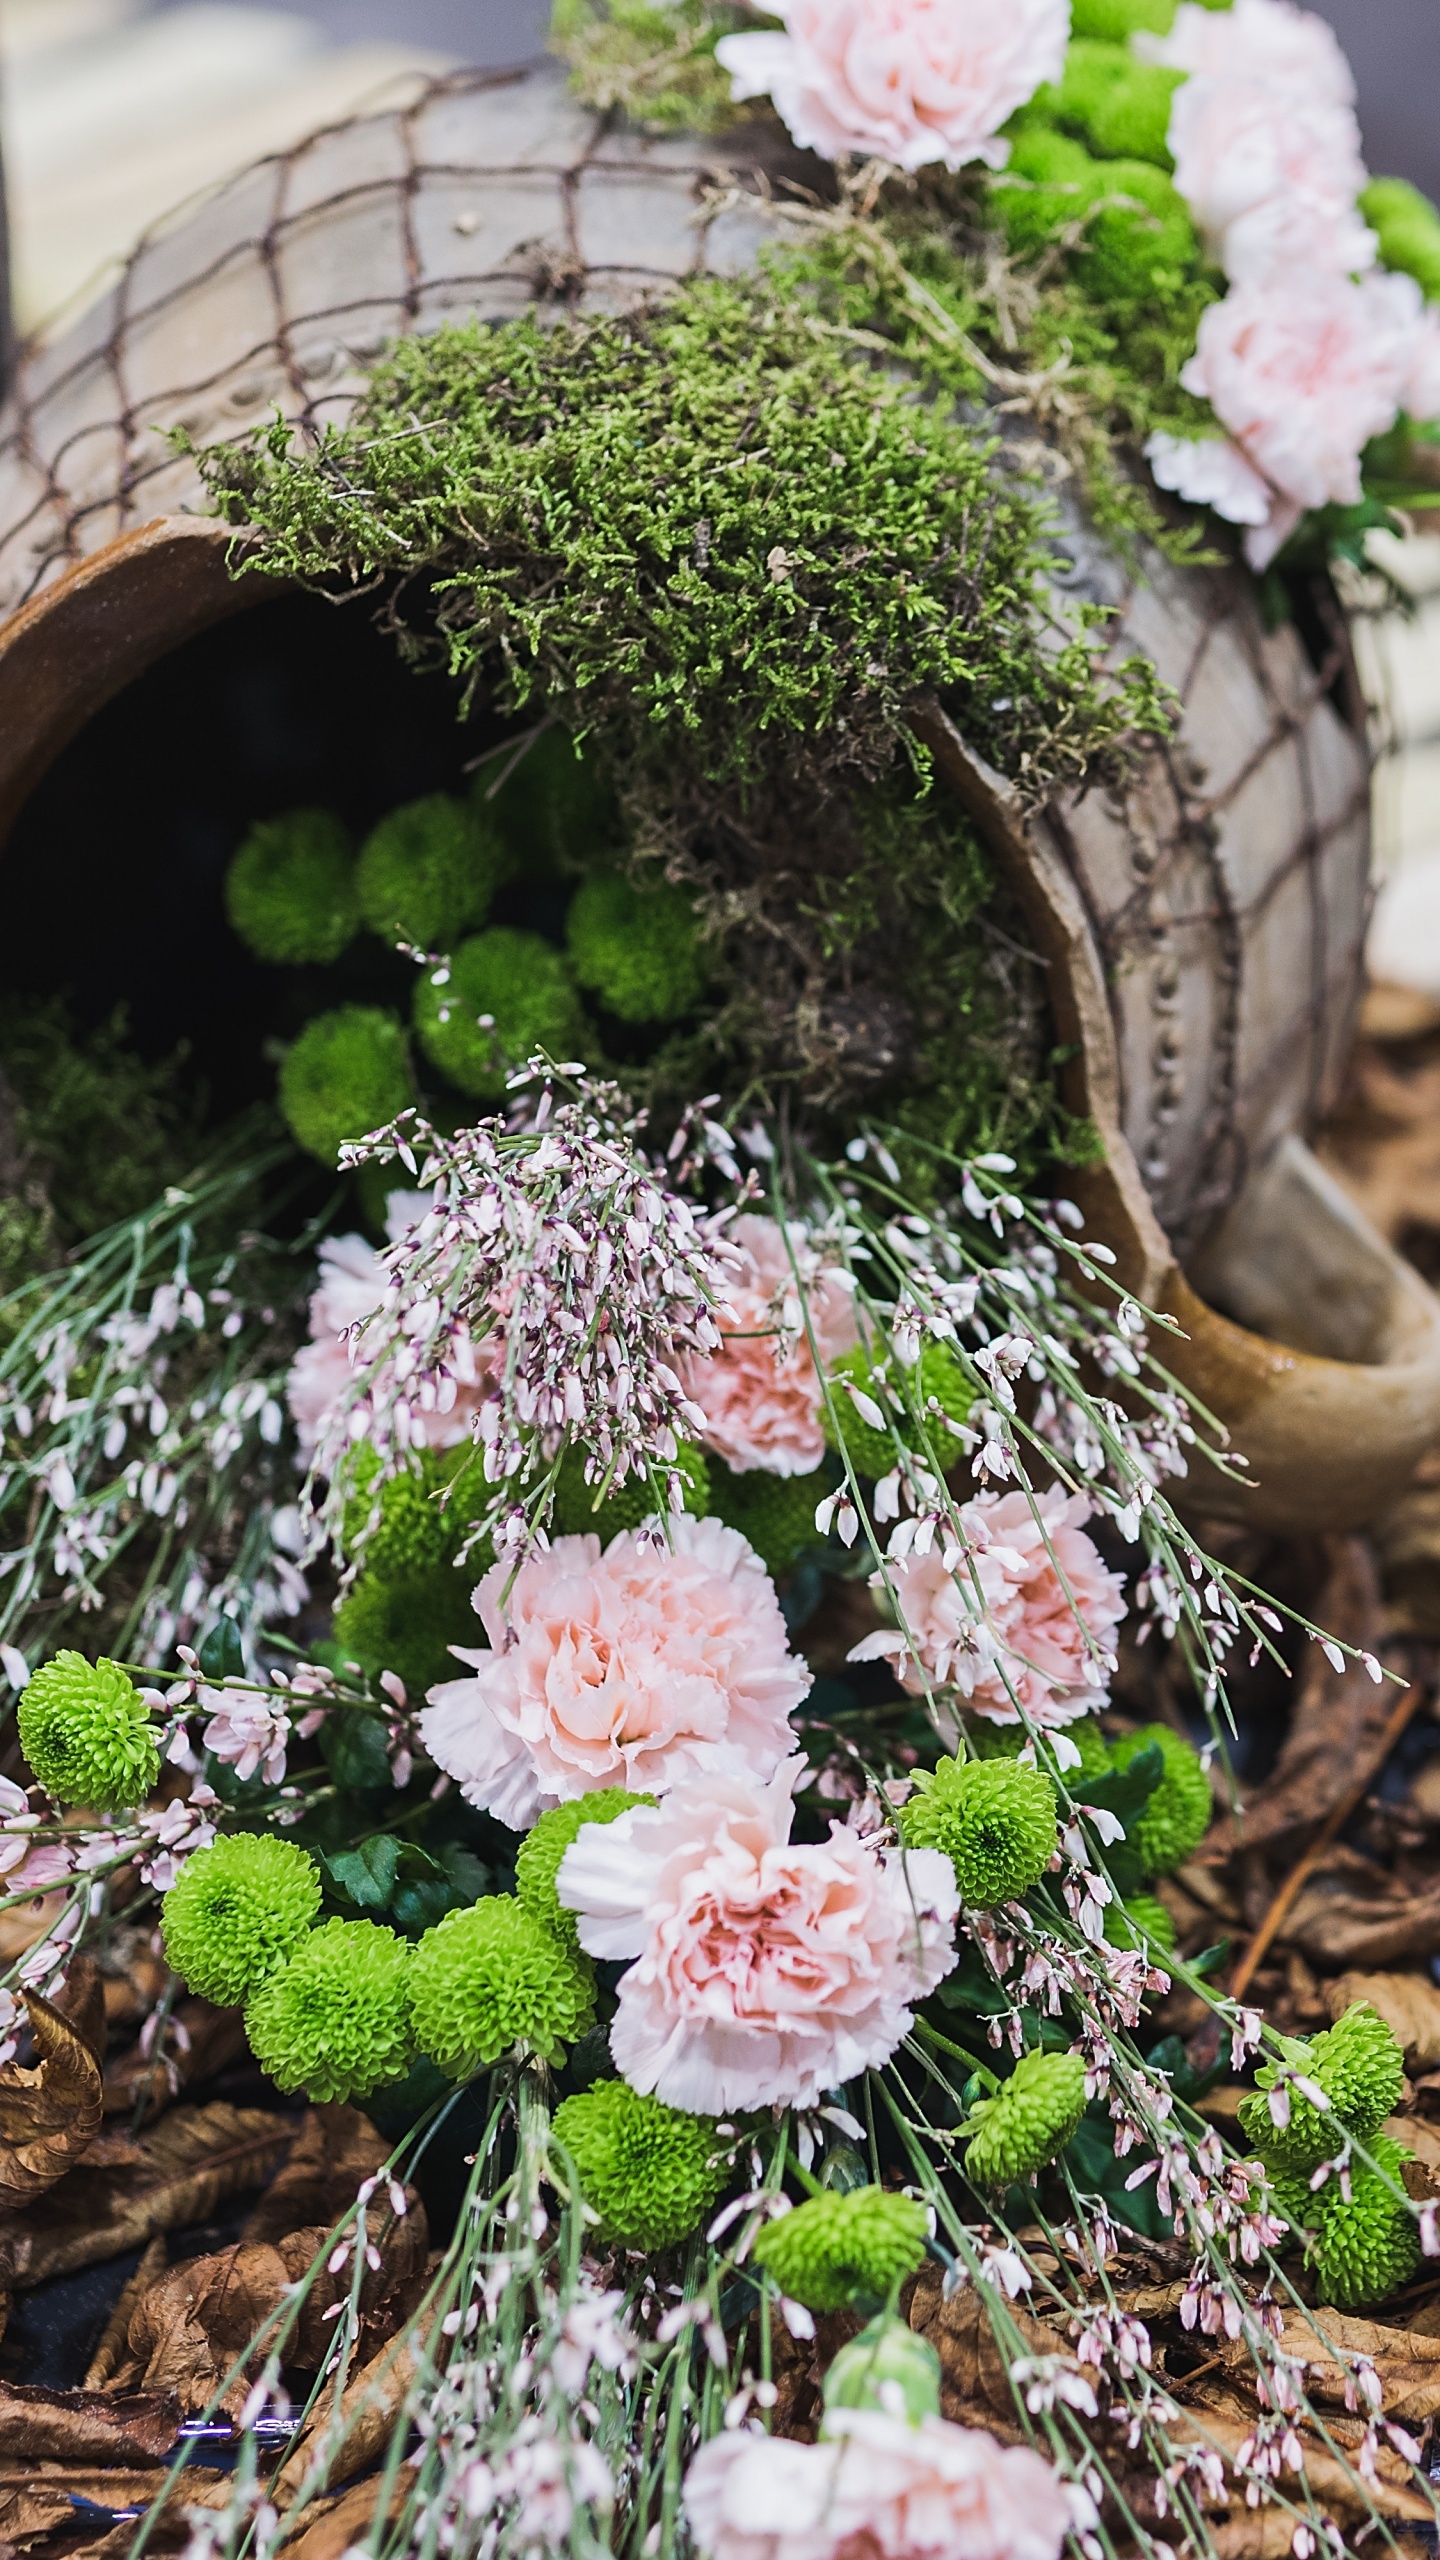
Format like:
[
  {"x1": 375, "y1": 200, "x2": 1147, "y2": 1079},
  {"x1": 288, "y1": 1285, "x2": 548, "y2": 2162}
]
[
  {"x1": 1144, "y1": 428, "x2": 1302, "y2": 571},
  {"x1": 200, "y1": 1690, "x2": 291, "y2": 1786},
  {"x1": 1136, "y1": 0, "x2": 1356, "y2": 107},
  {"x1": 1180, "y1": 269, "x2": 1438, "y2": 535},
  {"x1": 420, "y1": 1517, "x2": 809, "y2": 1829},
  {"x1": 681, "y1": 1214, "x2": 857, "y2": 1478},
  {"x1": 1166, "y1": 73, "x2": 1371, "y2": 283},
  {"x1": 715, "y1": 0, "x2": 1068, "y2": 176},
  {"x1": 557, "y1": 1757, "x2": 956, "y2": 2113},
  {"x1": 850, "y1": 1487, "x2": 1125, "y2": 1727},
  {"x1": 684, "y1": 2407, "x2": 1072, "y2": 2560},
  {"x1": 287, "y1": 1194, "x2": 492, "y2": 1459}
]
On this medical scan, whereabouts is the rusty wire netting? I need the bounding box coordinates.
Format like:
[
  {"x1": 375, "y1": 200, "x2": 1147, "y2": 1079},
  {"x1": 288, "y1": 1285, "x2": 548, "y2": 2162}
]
[{"x1": 0, "y1": 58, "x2": 1372, "y2": 1260}]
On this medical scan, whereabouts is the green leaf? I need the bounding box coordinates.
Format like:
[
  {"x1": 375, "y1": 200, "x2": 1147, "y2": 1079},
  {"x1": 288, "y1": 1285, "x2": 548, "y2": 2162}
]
[
  {"x1": 198, "y1": 1618, "x2": 245, "y2": 1680},
  {"x1": 319, "y1": 1709, "x2": 394, "y2": 1792},
  {"x1": 1078, "y1": 1743, "x2": 1164, "y2": 1827},
  {"x1": 323, "y1": 1835, "x2": 401, "y2": 1911}
]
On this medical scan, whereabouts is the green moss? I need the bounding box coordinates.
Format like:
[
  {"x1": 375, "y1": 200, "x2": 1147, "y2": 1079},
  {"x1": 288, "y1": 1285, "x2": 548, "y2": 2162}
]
[
  {"x1": 707, "y1": 1460, "x2": 827, "y2": 1577},
  {"x1": 332, "y1": 1562, "x2": 479, "y2": 1699},
  {"x1": 1363, "y1": 177, "x2": 1440, "y2": 301},
  {"x1": 1069, "y1": 0, "x2": 1175, "y2": 35},
  {"x1": 551, "y1": 0, "x2": 746, "y2": 132},
  {"x1": 412, "y1": 929, "x2": 588, "y2": 1096},
  {"x1": 340, "y1": 1446, "x2": 462, "y2": 1578},
  {"x1": 567, "y1": 873, "x2": 706, "y2": 1024},
  {"x1": 1049, "y1": 46, "x2": 1182, "y2": 167},
  {"x1": 0, "y1": 999, "x2": 199, "y2": 1249},
  {"x1": 278, "y1": 1006, "x2": 411, "y2": 1164},
  {"x1": 226, "y1": 809, "x2": 359, "y2": 965},
  {"x1": 552, "y1": 2080, "x2": 728, "y2": 2248},
  {"x1": 356, "y1": 794, "x2": 507, "y2": 950},
  {"x1": 195, "y1": 276, "x2": 1170, "y2": 803}
]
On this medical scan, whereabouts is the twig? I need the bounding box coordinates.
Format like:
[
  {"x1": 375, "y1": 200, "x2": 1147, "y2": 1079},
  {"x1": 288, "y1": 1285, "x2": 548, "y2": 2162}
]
[{"x1": 1230, "y1": 1681, "x2": 1425, "y2": 1998}]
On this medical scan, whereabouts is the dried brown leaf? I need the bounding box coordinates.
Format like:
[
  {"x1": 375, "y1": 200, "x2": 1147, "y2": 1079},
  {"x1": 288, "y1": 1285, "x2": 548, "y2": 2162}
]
[
  {"x1": 1326, "y1": 1970, "x2": 1440, "y2": 2071},
  {"x1": 0, "y1": 2381, "x2": 180, "y2": 2462},
  {"x1": 907, "y1": 2263, "x2": 1059, "y2": 2435},
  {"x1": 1169, "y1": 2405, "x2": 1433, "y2": 2528},
  {"x1": 51, "y1": 1955, "x2": 107, "y2": 2062},
  {"x1": 0, "y1": 2467, "x2": 229, "y2": 2556},
  {"x1": 277, "y1": 2473, "x2": 407, "y2": 2559},
  {"x1": 102, "y1": 1998, "x2": 247, "y2": 2120},
  {"x1": 7, "y1": 2102, "x2": 293, "y2": 2287},
  {"x1": 1201, "y1": 1542, "x2": 1386, "y2": 1859},
  {"x1": 273, "y1": 2315, "x2": 436, "y2": 2512},
  {"x1": 241, "y1": 2105, "x2": 390, "y2": 2247},
  {"x1": 0, "y1": 1992, "x2": 103, "y2": 2214},
  {"x1": 85, "y1": 2235, "x2": 167, "y2": 2387},
  {"x1": 1283, "y1": 1857, "x2": 1440, "y2": 1968}
]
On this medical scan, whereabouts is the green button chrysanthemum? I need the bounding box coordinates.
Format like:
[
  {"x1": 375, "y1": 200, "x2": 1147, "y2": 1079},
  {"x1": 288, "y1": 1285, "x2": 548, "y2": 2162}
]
[
  {"x1": 1109, "y1": 1724, "x2": 1212, "y2": 1873},
  {"x1": 565, "y1": 872, "x2": 706, "y2": 1026},
  {"x1": 19, "y1": 1651, "x2": 159, "y2": 1812},
  {"x1": 1239, "y1": 2002, "x2": 1406, "y2": 2174},
  {"x1": 962, "y1": 2048, "x2": 1088, "y2": 2188},
  {"x1": 341, "y1": 1446, "x2": 458, "y2": 1578},
  {"x1": 162, "y1": 1833, "x2": 322, "y2": 2005},
  {"x1": 515, "y1": 1791, "x2": 653, "y2": 1954},
  {"x1": 966, "y1": 1714, "x2": 1112, "y2": 1789},
  {"x1": 550, "y1": 1441, "x2": 709, "y2": 1541},
  {"x1": 1105, "y1": 1893, "x2": 1177, "y2": 1956},
  {"x1": 822, "y1": 2313, "x2": 942, "y2": 2427},
  {"x1": 751, "y1": 2187, "x2": 929, "y2": 2314},
  {"x1": 552, "y1": 2080, "x2": 728, "y2": 2250},
  {"x1": 708, "y1": 1459, "x2": 827, "y2": 1578},
  {"x1": 898, "y1": 1756, "x2": 1057, "y2": 1908},
  {"x1": 408, "y1": 1897, "x2": 595, "y2": 2078},
  {"x1": 225, "y1": 808, "x2": 358, "y2": 966},
  {"x1": 1312, "y1": 2138, "x2": 1422, "y2": 2309},
  {"x1": 245, "y1": 1917, "x2": 413, "y2": 2103}
]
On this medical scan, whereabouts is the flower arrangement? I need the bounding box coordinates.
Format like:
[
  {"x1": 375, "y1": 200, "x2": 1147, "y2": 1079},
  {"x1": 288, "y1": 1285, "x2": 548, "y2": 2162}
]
[{"x1": 0, "y1": 5, "x2": 1436, "y2": 2554}]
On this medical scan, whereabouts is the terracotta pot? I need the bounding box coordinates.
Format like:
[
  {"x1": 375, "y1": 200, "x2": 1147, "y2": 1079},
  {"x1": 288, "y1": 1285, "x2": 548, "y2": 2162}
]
[{"x1": 0, "y1": 61, "x2": 1433, "y2": 1531}]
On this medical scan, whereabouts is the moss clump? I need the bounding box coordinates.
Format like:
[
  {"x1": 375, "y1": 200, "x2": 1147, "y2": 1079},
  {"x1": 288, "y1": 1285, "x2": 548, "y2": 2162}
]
[
  {"x1": 1239, "y1": 2004, "x2": 1407, "y2": 2176},
  {"x1": 19, "y1": 1652, "x2": 159, "y2": 1812},
  {"x1": 279, "y1": 1006, "x2": 410, "y2": 1164},
  {"x1": 553, "y1": 2079, "x2": 727, "y2": 2246},
  {"x1": 413, "y1": 930, "x2": 588, "y2": 1096},
  {"x1": 1047, "y1": 43, "x2": 1182, "y2": 167},
  {"x1": 225, "y1": 809, "x2": 359, "y2": 965},
  {"x1": 482, "y1": 726, "x2": 618, "y2": 871},
  {"x1": 550, "y1": 1440, "x2": 709, "y2": 1540},
  {"x1": 1310, "y1": 2138, "x2": 1422, "y2": 2309},
  {"x1": 1363, "y1": 177, "x2": 1440, "y2": 301},
  {"x1": 196, "y1": 277, "x2": 1169, "y2": 801},
  {"x1": 0, "y1": 999, "x2": 198, "y2": 1252},
  {"x1": 332, "y1": 1563, "x2": 479, "y2": 1701},
  {"x1": 1068, "y1": 0, "x2": 1176, "y2": 35},
  {"x1": 707, "y1": 1460, "x2": 827, "y2": 1578},
  {"x1": 408, "y1": 1898, "x2": 595, "y2": 2076},
  {"x1": 899, "y1": 1757, "x2": 1057, "y2": 1907},
  {"x1": 162, "y1": 1833, "x2": 321, "y2": 2004},
  {"x1": 246, "y1": 1917, "x2": 413, "y2": 2103},
  {"x1": 551, "y1": 0, "x2": 744, "y2": 134},
  {"x1": 1109, "y1": 1724, "x2": 1211, "y2": 1873},
  {"x1": 752, "y1": 2188, "x2": 929, "y2": 2314},
  {"x1": 963, "y1": 2049, "x2": 1089, "y2": 2187},
  {"x1": 356, "y1": 795, "x2": 507, "y2": 950},
  {"x1": 515, "y1": 1789, "x2": 654, "y2": 1952},
  {"x1": 824, "y1": 1349, "x2": 900, "y2": 1479},
  {"x1": 566, "y1": 872, "x2": 706, "y2": 1024}
]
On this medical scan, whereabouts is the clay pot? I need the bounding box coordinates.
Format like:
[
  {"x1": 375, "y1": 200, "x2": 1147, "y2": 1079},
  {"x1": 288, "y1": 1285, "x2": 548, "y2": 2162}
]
[{"x1": 0, "y1": 62, "x2": 1433, "y2": 1530}]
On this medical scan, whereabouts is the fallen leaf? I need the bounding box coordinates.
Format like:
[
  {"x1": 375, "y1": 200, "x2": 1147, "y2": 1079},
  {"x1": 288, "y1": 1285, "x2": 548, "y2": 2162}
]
[
  {"x1": 0, "y1": 1890, "x2": 67, "y2": 1962},
  {"x1": 0, "y1": 2381, "x2": 180, "y2": 2462},
  {"x1": 241, "y1": 2104, "x2": 391, "y2": 2247},
  {"x1": 52, "y1": 1954, "x2": 108, "y2": 2061},
  {"x1": 1283, "y1": 1858, "x2": 1440, "y2": 1968},
  {"x1": 0, "y1": 2466, "x2": 230, "y2": 2555},
  {"x1": 102, "y1": 1996, "x2": 247, "y2": 2118},
  {"x1": 1326, "y1": 1970, "x2": 1440, "y2": 2071},
  {"x1": 907, "y1": 2263, "x2": 1060, "y2": 2435},
  {"x1": 1200, "y1": 1543, "x2": 1387, "y2": 1858},
  {"x1": 277, "y1": 2472, "x2": 408, "y2": 2559},
  {"x1": 1167, "y1": 2405, "x2": 1431, "y2": 2529},
  {"x1": 1219, "y1": 2303, "x2": 1440, "y2": 2425},
  {"x1": 6, "y1": 2102, "x2": 294, "y2": 2287},
  {"x1": 274, "y1": 2318, "x2": 434, "y2": 2511},
  {"x1": 85, "y1": 2234, "x2": 168, "y2": 2387},
  {"x1": 0, "y1": 1991, "x2": 103, "y2": 2213}
]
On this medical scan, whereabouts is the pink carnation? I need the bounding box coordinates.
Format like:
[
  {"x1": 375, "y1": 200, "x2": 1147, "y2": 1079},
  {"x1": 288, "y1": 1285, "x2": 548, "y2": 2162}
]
[
  {"x1": 1137, "y1": 0, "x2": 1356, "y2": 108},
  {"x1": 681, "y1": 1214, "x2": 857, "y2": 1478},
  {"x1": 1166, "y1": 74, "x2": 1371, "y2": 283},
  {"x1": 287, "y1": 1195, "x2": 490, "y2": 1459},
  {"x1": 684, "y1": 2408, "x2": 1073, "y2": 2560},
  {"x1": 420, "y1": 1517, "x2": 809, "y2": 1829},
  {"x1": 715, "y1": 0, "x2": 1068, "y2": 177},
  {"x1": 557, "y1": 1758, "x2": 956, "y2": 2113},
  {"x1": 1180, "y1": 270, "x2": 1436, "y2": 524},
  {"x1": 850, "y1": 1487, "x2": 1125, "y2": 1727}
]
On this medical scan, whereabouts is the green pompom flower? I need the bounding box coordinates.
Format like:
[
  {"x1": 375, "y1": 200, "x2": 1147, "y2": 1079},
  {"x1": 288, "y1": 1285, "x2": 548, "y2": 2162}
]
[
  {"x1": 278, "y1": 1006, "x2": 411, "y2": 1165},
  {"x1": 332, "y1": 1562, "x2": 480, "y2": 1701},
  {"x1": 966, "y1": 1715, "x2": 1113, "y2": 1789},
  {"x1": 408, "y1": 1898, "x2": 595, "y2": 2077},
  {"x1": 822, "y1": 2314, "x2": 942, "y2": 2426},
  {"x1": 1105, "y1": 1893, "x2": 1177, "y2": 1956},
  {"x1": 824, "y1": 1349, "x2": 899, "y2": 1478},
  {"x1": 751, "y1": 2187, "x2": 929, "y2": 2313},
  {"x1": 566, "y1": 873, "x2": 706, "y2": 1024},
  {"x1": 552, "y1": 2080, "x2": 727, "y2": 2249},
  {"x1": 225, "y1": 809, "x2": 359, "y2": 965},
  {"x1": 1109, "y1": 1724, "x2": 1211, "y2": 1873},
  {"x1": 963, "y1": 2049, "x2": 1088, "y2": 2188},
  {"x1": 550, "y1": 1441, "x2": 709, "y2": 1540},
  {"x1": 356, "y1": 794, "x2": 506, "y2": 949},
  {"x1": 1050, "y1": 42, "x2": 1182, "y2": 165},
  {"x1": 484, "y1": 727, "x2": 616, "y2": 871},
  {"x1": 413, "y1": 929, "x2": 588, "y2": 1096},
  {"x1": 516, "y1": 1789, "x2": 653, "y2": 1953},
  {"x1": 1239, "y1": 2003, "x2": 1406, "y2": 2174},
  {"x1": 1312, "y1": 2139, "x2": 1422, "y2": 2309},
  {"x1": 1069, "y1": 0, "x2": 1175, "y2": 38},
  {"x1": 708, "y1": 1459, "x2": 827, "y2": 1578},
  {"x1": 162, "y1": 1833, "x2": 321, "y2": 2005},
  {"x1": 19, "y1": 1651, "x2": 159, "y2": 1812},
  {"x1": 1362, "y1": 177, "x2": 1440, "y2": 301},
  {"x1": 898, "y1": 1757, "x2": 1057, "y2": 1908},
  {"x1": 245, "y1": 1917, "x2": 413, "y2": 2102},
  {"x1": 340, "y1": 1447, "x2": 459, "y2": 1579}
]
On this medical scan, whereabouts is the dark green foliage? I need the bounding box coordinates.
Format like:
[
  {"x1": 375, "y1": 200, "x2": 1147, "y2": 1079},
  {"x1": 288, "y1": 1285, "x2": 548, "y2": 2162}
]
[
  {"x1": 479, "y1": 726, "x2": 618, "y2": 871},
  {"x1": 332, "y1": 1562, "x2": 479, "y2": 1700},
  {"x1": 412, "y1": 929, "x2": 588, "y2": 1096},
  {"x1": 1363, "y1": 177, "x2": 1440, "y2": 301},
  {"x1": 278, "y1": 1006, "x2": 411, "y2": 1163},
  {"x1": 551, "y1": 1439, "x2": 709, "y2": 1539},
  {"x1": 195, "y1": 277, "x2": 1169, "y2": 802},
  {"x1": 0, "y1": 999, "x2": 199, "y2": 1261},
  {"x1": 708, "y1": 1460, "x2": 826, "y2": 1578},
  {"x1": 226, "y1": 809, "x2": 359, "y2": 965},
  {"x1": 356, "y1": 793, "x2": 507, "y2": 950},
  {"x1": 566, "y1": 873, "x2": 706, "y2": 1024}
]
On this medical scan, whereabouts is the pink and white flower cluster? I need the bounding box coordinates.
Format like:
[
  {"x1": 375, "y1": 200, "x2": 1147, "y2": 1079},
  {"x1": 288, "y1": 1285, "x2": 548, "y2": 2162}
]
[
  {"x1": 715, "y1": 0, "x2": 1069, "y2": 177},
  {"x1": 684, "y1": 2407, "x2": 1074, "y2": 2560},
  {"x1": 1140, "y1": 0, "x2": 1440, "y2": 565},
  {"x1": 557, "y1": 1758, "x2": 957, "y2": 2112},
  {"x1": 421, "y1": 1516, "x2": 810, "y2": 1828},
  {"x1": 849, "y1": 1486, "x2": 1125, "y2": 1728},
  {"x1": 287, "y1": 1192, "x2": 491, "y2": 1459},
  {"x1": 681, "y1": 1214, "x2": 857, "y2": 1478}
]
